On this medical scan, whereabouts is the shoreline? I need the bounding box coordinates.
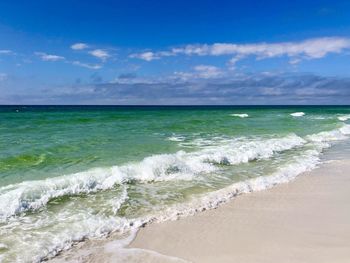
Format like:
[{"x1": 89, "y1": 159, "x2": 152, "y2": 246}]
[
  {"x1": 129, "y1": 159, "x2": 350, "y2": 263},
  {"x1": 51, "y1": 158, "x2": 350, "y2": 262}
]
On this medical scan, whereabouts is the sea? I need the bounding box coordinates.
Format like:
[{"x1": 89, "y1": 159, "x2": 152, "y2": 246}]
[{"x1": 0, "y1": 105, "x2": 350, "y2": 262}]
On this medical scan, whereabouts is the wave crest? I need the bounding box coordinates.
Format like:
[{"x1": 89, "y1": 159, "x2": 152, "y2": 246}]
[
  {"x1": 290, "y1": 112, "x2": 305, "y2": 117},
  {"x1": 0, "y1": 134, "x2": 306, "y2": 221},
  {"x1": 230, "y1": 113, "x2": 249, "y2": 118}
]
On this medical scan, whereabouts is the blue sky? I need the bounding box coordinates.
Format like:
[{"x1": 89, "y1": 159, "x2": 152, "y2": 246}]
[{"x1": 1, "y1": 0, "x2": 350, "y2": 104}]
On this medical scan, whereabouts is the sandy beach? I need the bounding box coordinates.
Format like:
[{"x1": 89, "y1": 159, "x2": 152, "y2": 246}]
[{"x1": 129, "y1": 159, "x2": 350, "y2": 263}]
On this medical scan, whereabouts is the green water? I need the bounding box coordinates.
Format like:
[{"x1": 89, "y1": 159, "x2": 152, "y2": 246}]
[{"x1": 0, "y1": 106, "x2": 349, "y2": 262}]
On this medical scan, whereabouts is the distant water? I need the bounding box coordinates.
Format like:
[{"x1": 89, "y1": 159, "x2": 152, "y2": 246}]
[{"x1": 0, "y1": 105, "x2": 350, "y2": 262}]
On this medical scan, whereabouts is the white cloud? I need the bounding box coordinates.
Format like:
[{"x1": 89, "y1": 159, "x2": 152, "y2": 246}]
[
  {"x1": 71, "y1": 43, "x2": 89, "y2": 50},
  {"x1": 129, "y1": 50, "x2": 175, "y2": 61},
  {"x1": 178, "y1": 37, "x2": 350, "y2": 58},
  {"x1": 134, "y1": 37, "x2": 350, "y2": 64},
  {"x1": 0, "y1": 73, "x2": 8, "y2": 81},
  {"x1": 88, "y1": 49, "x2": 110, "y2": 61},
  {"x1": 35, "y1": 52, "x2": 65, "y2": 61},
  {"x1": 130, "y1": 51, "x2": 160, "y2": 61},
  {"x1": 193, "y1": 65, "x2": 223, "y2": 78},
  {"x1": 72, "y1": 61, "x2": 102, "y2": 69}
]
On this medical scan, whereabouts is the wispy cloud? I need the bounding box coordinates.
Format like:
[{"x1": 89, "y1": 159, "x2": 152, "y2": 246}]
[
  {"x1": 131, "y1": 37, "x2": 350, "y2": 65},
  {"x1": 129, "y1": 50, "x2": 174, "y2": 61},
  {"x1": 0, "y1": 50, "x2": 14, "y2": 55},
  {"x1": 72, "y1": 61, "x2": 102, "y2": 69},
  {"x1": 174, "y1": 65, "x2": 224, "y2": 80},
  {"x1": 88, "y1": 49, "x2": 110, "y2": 61},
  {"x1": 71, "y1": 43, "x2": 89, "y2": 50},
  {"x1": 35, "y1": 52, "x2": 65, "y2": 61},
  {"x1": 130, "y1": 51, "x2": 160, "y2": 61}
]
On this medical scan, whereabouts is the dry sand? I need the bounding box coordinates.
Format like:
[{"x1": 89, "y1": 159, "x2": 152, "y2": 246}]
[{"x1": 130, "y1": 160, "x2": 350, "y2": 263}]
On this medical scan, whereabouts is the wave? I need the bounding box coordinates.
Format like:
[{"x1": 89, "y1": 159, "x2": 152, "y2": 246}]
[
  {"x1": 0, "y1": 134, "x2": 306, "y2": 222},
  {"x1": 307, "y1": 124, "x2": 350, "y2": 143},
  {"x1": 43, "y1": 148, "x2": 322, "y2": 262},
  {"x1": 8, "y1": 147, "x2": 322, "y2": 263},
  {"x1": 2, "y1": 125, "x2": 350, "y2": 262},
  {"x1": 338, "y1": 115, "x2": 350, "y2": 121},
  {"x1": 151, "y1": 148, "x2": 321, "y2": 222},
  {"x1": 230, "y1": 113, "x2": 249, "y2": 118},
  {"x1": 290, "y1": 112, "x2": 305, "y2": 117},
  {"x1": 2, "y1": 124, "x2": 350, "y2": 222},
  {"x1": 1, "y1": 124, "x2": 350, "y2": 222}
]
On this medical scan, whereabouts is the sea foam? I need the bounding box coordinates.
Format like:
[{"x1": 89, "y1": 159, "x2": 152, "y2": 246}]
[
  {"x1": 290, "y1": 112, "x2": 305, "y2": 117},
  {"x1": 338, "y1": 115, "x2": 350, "y2": 121},
  {"x1": 230, "y1": 113, "x2": 249, "y2": 118}
]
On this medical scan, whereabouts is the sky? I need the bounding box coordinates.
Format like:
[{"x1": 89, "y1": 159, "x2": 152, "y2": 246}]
[{"x1": 1, "y1": 0, "x2": 350, "y2": 105}]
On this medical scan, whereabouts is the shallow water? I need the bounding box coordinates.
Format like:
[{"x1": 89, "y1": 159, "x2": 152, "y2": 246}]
[{"x1": 0, "y1": 105, "x2": 350, "y2": 262}]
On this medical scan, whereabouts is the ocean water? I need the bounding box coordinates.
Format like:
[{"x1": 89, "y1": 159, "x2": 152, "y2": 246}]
[{"x1": 0, "y1": 105, "x2": 350, "y2": 262}]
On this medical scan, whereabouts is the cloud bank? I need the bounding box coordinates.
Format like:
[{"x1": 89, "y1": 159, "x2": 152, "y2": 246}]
[
  {"x1": 5, "y1": 73, "x2": 349, "y2": 105},
  {"x1": 131, "y1": 37, "x2": 350, "y2": 65}
]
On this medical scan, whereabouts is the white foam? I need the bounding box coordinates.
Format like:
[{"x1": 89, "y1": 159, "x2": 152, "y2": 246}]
[
  {"x1": 230, "y1": 113, "x2": 249, "y2": 118},
  {"x1": 109, "y1": 185, "x2": 129, "y2": 215},
  {"x1": 0, "y1": 134, "x2": 306, "y2": 222},
  {"x1": 0, "y1": 243, "x2": 7, "y2": 249},
  {"x1": 167, "y1": 136, "x2": 186, "y2": 142},
  {"x1": 306, "y1": 124, "x2": 350, "y2": 143},
  {"x1": 12, "y1": 215, "x2": 132, "y2": 262},
  {"x1": 338, "y1": 115, "x2": 350, "y2": 121},
  {"x1": 194, "y1": 134, "x2": 305, "y2": 165},
  {"x1": 113, "y1": 149, "x2": 321, "y2": 238},
  {"x1": 290, "y1": 112, "x2": 305, "y2": 117},
  {"x1": 340, "y1": 125, "x2": 350, "y2": 135}
]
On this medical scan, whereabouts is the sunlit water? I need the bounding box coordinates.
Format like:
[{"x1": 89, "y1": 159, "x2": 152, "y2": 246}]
[{"x1": 0, "y1": 105, "x2": 350, "y2": 262}]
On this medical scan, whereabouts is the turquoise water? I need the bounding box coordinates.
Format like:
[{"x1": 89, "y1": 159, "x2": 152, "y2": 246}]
[{"x1": 0, "y1": 106, "x2": 350, "y2": 262}]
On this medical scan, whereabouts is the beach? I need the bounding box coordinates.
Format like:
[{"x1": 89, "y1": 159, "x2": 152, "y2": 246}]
[
  {"x1": 129, "y1": 159, "x2": 350, "y2": 263},
  {"x1": 2, "y1": 1, "x2": 350, "y2": 261}
]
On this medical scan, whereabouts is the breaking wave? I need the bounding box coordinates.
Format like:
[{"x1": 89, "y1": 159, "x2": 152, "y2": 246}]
[
  {"x1": 338, "y1": 115, "x2": 350, "y2": 121},
  {"x1": 1, "y1": 124, "x2": 350, "y2": 262},
  {"x1": 1, "y1": 124, "x2": 349, "y2": 222},
  {"x1": 290, "y1": 112, "x2": 305, "y2": 117},
  {"x1": 0, "y1": 134, "x2": 307, "y2": 221},
  {"x1": 230, "y1": 113, "x2": 249, "y2": 118}
]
